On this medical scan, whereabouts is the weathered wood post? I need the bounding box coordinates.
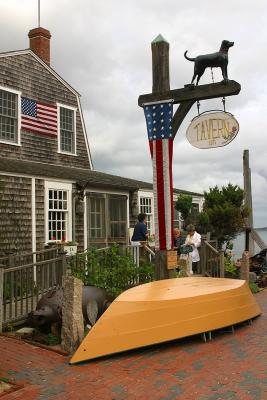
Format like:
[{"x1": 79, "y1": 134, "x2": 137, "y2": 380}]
[
  {"x1": 219, "y1": 250, "x2": 225, "y2": 278},
  {"x1": 240, "y1": 251, "x2": 250, "y2": 283},
  {"x1": 151, "y1": 35, "x2": 172, "y2": 280},
  {"x1": 61, "y1": 275, "x2": 84, "y2": 354},
  {"x1": 0, "y1": 266, "x2": 4, "y2": 332},
  {"x1": 243, "y1": 149, "x2": 255, "y2": 255}
]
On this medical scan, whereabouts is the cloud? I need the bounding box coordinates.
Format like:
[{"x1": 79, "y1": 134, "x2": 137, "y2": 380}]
[{"x1": 1, "y1": 0, "x2": 267, "y2": 226}]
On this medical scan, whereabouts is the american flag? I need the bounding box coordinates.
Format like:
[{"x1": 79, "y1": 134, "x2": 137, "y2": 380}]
[
  {"x1": 21, "y1": 97, "x2": 57, "y2": 137},
  {"x1": 143, "y1": 101, "x2": 174, "y2": 250}
]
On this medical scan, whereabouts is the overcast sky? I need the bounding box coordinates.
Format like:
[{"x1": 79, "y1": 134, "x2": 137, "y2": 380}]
[{"x1": 1, "y1": 0, "x2": 267, "y2": 227}]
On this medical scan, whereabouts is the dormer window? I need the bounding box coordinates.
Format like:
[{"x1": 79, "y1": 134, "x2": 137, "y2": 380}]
[
  {"x1": 57, "y1": 103, "x2": 76, "y2": 155},
  {"x1": 0, "y1": 86, "x2": 21, "y2": 145}
]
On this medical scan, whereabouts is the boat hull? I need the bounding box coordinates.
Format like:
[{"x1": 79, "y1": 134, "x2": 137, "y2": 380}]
[{"x1": 70, "y1": 277, "x2": 261, "y2": 364}]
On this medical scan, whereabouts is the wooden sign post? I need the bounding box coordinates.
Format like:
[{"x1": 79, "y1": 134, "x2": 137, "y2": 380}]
[
  {"x1": 243, "y1": 149, "x2": 255, "y2": 255},
  {"x1": 139, "y1": 35, "x2": 241, "y2": 280}
]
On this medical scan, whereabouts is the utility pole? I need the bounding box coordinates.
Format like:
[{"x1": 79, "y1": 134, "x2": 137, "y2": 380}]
[{"x1": 243, "y1": 149, "x2": 255, "y2": 255}]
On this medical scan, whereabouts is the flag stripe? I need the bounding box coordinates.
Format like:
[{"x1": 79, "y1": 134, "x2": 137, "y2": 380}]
[
  {"x1": 155, "y1": 140, "x2": 166, "y2": 250},
  {"x1": 21, "y1": 123, "x2": 57, "y2": 135},
  {"x1": 22, "y1": 127, "x2": 57, "y2": 137},
  {"x1": 153, "y1": 141, "x2": 159, "y2": 249},
  {"x1": 168, "y1": 139, "x2": 174, "y2": 248},
  {"x1": 37, "y1": 111, "x2": 57, "y2": 121},
  {"x1": 22, "y1": 115, "x2": 57, "y2": 129},
  {"x1": 21, "y1": 123, "x2": 57, "y2": 134},
  {"x1": 163, "y1": 139, "x2": 172, "y2": 250}
]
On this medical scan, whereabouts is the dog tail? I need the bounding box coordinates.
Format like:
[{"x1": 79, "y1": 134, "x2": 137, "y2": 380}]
[{"x1": 184, "y1": 51, "x2": 195, "y2": 62}]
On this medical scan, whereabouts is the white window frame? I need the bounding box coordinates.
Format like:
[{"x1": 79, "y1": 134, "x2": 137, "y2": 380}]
[
  {"x1": 0, "y1": 85, "x2": 21, "y2": 146},
  {"x1": 57, "y1": 102, "x2": 77, "y2": 156},
  {"x1": 44, "y1": 181, "x2": 73, "y2": 243},
  {"x1": 138, "y1": 190, "x2": 154, "y2": 235}
]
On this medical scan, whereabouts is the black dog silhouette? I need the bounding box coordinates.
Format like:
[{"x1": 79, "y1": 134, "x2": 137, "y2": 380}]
[{"x1": 184, "y1": 40, "x2": 234, "y2": 85}]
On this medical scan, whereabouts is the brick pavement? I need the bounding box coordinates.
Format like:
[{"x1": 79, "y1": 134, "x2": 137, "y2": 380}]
[{"x1": 0, "y1": 290, "x2": 267, "y2": 400}]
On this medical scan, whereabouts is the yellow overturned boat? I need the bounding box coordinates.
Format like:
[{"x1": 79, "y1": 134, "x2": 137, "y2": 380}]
[{"x1": 70, "y1": 277, "x2": 261, "y2": 364}]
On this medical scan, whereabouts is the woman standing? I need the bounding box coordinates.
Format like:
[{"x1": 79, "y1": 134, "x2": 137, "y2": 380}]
[{"x1": 185, "y1": 224, "x2": 201, "y2": 274}]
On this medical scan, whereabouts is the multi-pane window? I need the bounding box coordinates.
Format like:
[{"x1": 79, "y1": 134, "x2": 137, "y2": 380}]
[
  {"x1": 60, "y1": 107, "x2": 75, "y2": 154},
  {"x1": 0, "y1": 89, "x2": 18, "y2": 143},
  {"x1": 48, "y1": 189, "x2": 68, "y2": 241},
  {"x1": 89, "y1": 196, "x2": 105, "y2": 239},
  {"x1": 87, "y1": 193, "x2": 128, "y2": 247},
  {"x1": 139, "y1": 197, "x2": 153, "y2": 233},
  {"x1": 109, "y1": 195, "x2": 127, "y2": 239}
]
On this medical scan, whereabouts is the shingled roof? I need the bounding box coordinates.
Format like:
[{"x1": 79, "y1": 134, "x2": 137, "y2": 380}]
[{"x1": 0, "y1": 157, "x2": 203, "y2": 197}]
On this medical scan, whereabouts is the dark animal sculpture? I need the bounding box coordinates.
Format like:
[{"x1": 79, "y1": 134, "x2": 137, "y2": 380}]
[
  {"x1": 27, "y1": 285, "x2": 112, "y2": 333},
  {"x1": 184, "y1": 40, "x2": 234, "y2": 85}
]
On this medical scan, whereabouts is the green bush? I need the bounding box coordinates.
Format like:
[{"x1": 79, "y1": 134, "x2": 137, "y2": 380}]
[
  {"x1": 69, "y1": 245, "x2": 155, "y2": 298},
  {"x1": 224, "y1": 241, "x2": 239, "y2": 278},
  {"x1": 249, "y1": 282, "x2": 260, "y2": 294},
  {"x1": 46, "y1": 333, "x2": 61, "y2": 346}
]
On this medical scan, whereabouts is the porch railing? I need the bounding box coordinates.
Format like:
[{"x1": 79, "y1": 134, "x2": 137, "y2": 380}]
[
  {"x1": 199, "y1": 240, "x2": 224, "y2": 277},
  {"x1": 0, "y1": 248, "x2": 67, "y2": 331}
]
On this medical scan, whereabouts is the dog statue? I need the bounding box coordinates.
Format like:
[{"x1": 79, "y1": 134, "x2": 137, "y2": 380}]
[{"x1": 184, "y1": 40, "x2": 234, "y2": 85}]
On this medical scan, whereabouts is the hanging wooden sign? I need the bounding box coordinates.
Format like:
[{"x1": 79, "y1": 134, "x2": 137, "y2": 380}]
[{"x1": 186, "y1": 111, "x2": 239, "y2": 149}]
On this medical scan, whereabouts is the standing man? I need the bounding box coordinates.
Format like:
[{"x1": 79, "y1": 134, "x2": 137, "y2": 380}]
[
  {"x1": 185, "y1": 224, "x2": 201, "y2": 274},
  {"x1": 131, "y1": 213, "x2": 148, "y2": 244}
]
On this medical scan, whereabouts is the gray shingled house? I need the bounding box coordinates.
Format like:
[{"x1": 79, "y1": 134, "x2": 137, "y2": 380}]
[{"x1": 0, "y1": 27, "x2": 203, "y2": 256}]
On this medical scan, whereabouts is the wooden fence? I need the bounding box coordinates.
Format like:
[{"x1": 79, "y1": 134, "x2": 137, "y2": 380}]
[
  {"x1": 199, "y1": 240, "x2": 224, "y2": 277},
  {"x1": 0, "y1": 247, "x2": 67, "y2": 331}
]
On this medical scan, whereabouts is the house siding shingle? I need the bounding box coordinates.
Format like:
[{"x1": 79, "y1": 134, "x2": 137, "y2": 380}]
[{"x1": 0, "y1": 175, "x2": 32, "y2": 256}]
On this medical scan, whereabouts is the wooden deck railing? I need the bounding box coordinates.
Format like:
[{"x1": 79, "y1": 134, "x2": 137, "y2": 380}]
[
  {"x1": 0, "y1": 249, "x2": 67, "y2": 331},
  {"x1": 199, "y1": 240, "x2": 224, "y2": 277}
]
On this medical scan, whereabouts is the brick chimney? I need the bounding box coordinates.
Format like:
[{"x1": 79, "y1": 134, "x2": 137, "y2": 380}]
[{"x1": 28, "y1": 27, "x2": 51, "y2": 65}]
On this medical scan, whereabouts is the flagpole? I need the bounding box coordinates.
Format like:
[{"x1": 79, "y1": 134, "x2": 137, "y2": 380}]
[{"x1": 38, "y1": 0, "x2": 40, "y2": 27}]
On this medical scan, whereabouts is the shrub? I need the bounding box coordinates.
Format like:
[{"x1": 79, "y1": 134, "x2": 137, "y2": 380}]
[
  {"x1": 249, "y1": 282, "x2": 260, "y2": 294},
  {"x1": 69, "y1": 245, "x2": 155, "y2": 298}
]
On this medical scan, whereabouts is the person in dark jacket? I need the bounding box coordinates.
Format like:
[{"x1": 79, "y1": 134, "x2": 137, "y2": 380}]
[
  {"x1": 173, "y1": 228, "x2": 185, "y2": 255},
  {"x1": 131, "y1": 213, "x2": 148, "y2": 243}
]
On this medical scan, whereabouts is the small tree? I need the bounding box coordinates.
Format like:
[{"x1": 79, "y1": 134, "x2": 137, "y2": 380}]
[
  {"x1": 201, "y1": 183, "x2": 247, "y2": 248},
  {"x1": 175, "y1": 195, "x2": 193, "y2": 226}
]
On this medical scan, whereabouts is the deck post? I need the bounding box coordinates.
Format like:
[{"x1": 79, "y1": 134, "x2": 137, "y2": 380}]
[
  {"x1": 61, "y1": 275, "x2": 84, "y2": 353},
  {"x1": 240, "y1": 251, "x2": 250, "y2": 283},
  {"x1": 0, "y1": 266, "x2": 4, "y2": 332},
  {"x1": 155, "y1": 250, "x2": 169, "y2": 280},
  {"x1": 219, "y1": 251, "x2": 225, "y2": 278}
]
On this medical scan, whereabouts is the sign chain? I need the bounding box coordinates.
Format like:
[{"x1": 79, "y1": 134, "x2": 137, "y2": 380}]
[
  {"x1": 197, "y1": 100, "x2": 200, "y2": 115},
  {"x1": 222, "y1": 96, "x2": 226, "y2": 112}
]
